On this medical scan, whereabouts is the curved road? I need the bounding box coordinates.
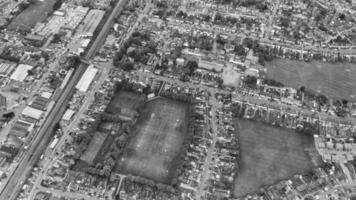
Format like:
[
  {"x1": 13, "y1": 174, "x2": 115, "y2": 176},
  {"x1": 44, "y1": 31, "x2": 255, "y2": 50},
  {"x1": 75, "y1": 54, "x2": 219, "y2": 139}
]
[{"x1": 0, "y1": 0, "x2": 128, "y2": 199}]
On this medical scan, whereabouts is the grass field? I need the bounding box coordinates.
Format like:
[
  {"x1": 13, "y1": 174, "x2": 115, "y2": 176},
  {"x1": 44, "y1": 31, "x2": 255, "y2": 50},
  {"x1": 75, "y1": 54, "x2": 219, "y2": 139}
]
[
  {"x1": 265, "y1": 59, "x2": 356, "y2": 101},
  {"x1": 117, "y1": 97, "x2": 190, "y2": 184},
  {"x1": 233, "y1": 119, "x2": 320, "y2": 197},
  {"x1": 8, "y1": 0, "x2": 57, "y2": 31},
  {"x1": 222, "y1": 64, "x2": 241, "y2": 87}
]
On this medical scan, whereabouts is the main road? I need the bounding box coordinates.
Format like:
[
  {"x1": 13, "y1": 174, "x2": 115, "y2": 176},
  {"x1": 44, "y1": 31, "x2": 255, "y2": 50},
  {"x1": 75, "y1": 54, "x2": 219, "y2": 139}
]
[{"x1": 0, "y1": 0, "x2": 128, "y2": 199}]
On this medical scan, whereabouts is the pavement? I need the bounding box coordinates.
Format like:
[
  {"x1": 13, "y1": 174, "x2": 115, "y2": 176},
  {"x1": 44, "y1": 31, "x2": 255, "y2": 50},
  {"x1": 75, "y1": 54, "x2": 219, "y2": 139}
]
[{"x1": 0, "y1": 0, "x2": 128, "y2": 199}]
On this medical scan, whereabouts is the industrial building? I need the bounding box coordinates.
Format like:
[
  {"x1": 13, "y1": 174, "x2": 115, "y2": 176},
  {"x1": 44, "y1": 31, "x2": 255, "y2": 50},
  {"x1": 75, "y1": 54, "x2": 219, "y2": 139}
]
[
  {"x1": 62, "y1": 109, "x2": 75, "y2": 121},
  {"x1": 30, "y1": 96, "x2": 50, "y2": 111},
  {"x1": 75, "y1": 65, "x2": 98, "y2": 92},
  {"x1": 22, "y1": 106, "x2": 44, "y2": 121},
  {"x1": 8, "y1": 120, "x2": 34, "y2": 138},
  {"x1": 10, "y1": 64, "x2": 33, "y2": 82},
  {"x1": 0, "y1": 62, "x2": 16, "y2": 77},
  {"x1": 24, "y1": 34, "x2": 46, "y2": 47},
  {"x1": 76, "y1": 9, "x2": 105, "y2": 37}
]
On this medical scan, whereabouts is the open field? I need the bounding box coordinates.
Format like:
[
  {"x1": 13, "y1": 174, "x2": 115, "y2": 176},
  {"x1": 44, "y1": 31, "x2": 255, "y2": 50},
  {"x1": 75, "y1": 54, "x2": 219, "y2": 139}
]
[
  {"x1": 8, "y1": 0, "x2": 57, "y2": 32},
  {"x1": 265, "y1": 59, "x2": 356, "y2": 101},
  {"x1": 117, "y1": 97, "x2": 190, "y2": 184},
  {"x1": 106, "y1": 90, "x2": 145, "y2": 113},
  {"x1": 233, "y1": 119, "x2": 321, "y2": 197},
  {"x1": 222, "y1": 64, "x2": 241, "y2": 87}
]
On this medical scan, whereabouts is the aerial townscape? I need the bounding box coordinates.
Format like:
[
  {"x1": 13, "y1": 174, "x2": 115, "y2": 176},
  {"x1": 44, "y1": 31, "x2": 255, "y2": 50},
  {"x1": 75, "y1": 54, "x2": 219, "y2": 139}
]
[{"x1": 1, "y1": 0, "x2": 356, "y2": 200}]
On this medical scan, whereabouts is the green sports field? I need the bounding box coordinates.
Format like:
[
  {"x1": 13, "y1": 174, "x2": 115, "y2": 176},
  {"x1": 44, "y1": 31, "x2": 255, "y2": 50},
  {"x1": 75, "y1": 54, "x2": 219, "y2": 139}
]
[
  {"x1": 8, "y1": 0, "x2": 57, "y2": 31},
  {"x1": 117, "y1": 97, "x2": 190, "y2": 184},
  {"x1": 265, "y1": 59, "x2": 356, "y2": 101},
  {"x1": 233, "y1": 119, "x2": 321, "y2": 197}
]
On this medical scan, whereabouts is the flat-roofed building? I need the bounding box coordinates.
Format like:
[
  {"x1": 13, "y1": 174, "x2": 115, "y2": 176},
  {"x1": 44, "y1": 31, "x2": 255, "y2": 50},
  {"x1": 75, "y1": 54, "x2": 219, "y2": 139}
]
[
  {"x1": 0, "y1": 62, "x2": 16, "y2": 77},
  {"x1": 22, "y1": 106, "x2": 43, "y2": 120},
  {"x1": 76, "y1": 9, "x2": 105, "y2": 37},
  {"x1": 25, "y1": 34, "x2": 46, "y2": 47},
  {"x1": 10, "y1": 64, "x2": 33, "y2": 82},
  {"x1": 30, "y1": 96, "x2": 50, "y2": 111},
  {"x1": 76, "y1": 65, "x2": 98, "y2": 92},
  {"x1": 62, "y1": 109, "x2": 75, "y2": 121}
]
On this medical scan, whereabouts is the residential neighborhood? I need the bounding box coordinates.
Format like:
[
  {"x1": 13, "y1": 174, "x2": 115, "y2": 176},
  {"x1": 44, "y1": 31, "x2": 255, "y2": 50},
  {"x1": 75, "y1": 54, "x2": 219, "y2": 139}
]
[{"x1": 0, "y1": 0, "x2": 355, "y2": 200}]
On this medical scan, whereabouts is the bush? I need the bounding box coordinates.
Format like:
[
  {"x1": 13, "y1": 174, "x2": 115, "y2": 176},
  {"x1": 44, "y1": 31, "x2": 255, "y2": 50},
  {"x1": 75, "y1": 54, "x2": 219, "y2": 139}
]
[{"x1": 116, "y1": 62, "x2": 134, "y2": 71}]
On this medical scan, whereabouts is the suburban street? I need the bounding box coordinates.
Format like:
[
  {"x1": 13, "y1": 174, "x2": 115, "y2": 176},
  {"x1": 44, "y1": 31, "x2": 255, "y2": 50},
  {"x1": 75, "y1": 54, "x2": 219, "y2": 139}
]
[
  {"x1": 136, "y1": 66, "x2": 356, "y2": 125},
  {"x1": 195, "y1": 95, "x2": 220, "y2": 200}
]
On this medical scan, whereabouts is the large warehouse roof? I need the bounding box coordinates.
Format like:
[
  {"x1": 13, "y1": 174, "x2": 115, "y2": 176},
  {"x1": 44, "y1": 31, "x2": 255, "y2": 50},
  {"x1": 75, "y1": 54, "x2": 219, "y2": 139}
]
[
  {"x1": 76, "y1": 9, "x2": 105, "y2": 37},
  {"x1": 10, "y1": 64, "x2": 33, "y2": 82},
  {"x1": 22, "y1": 106, "x2": 43, "y2": 120},
  {"x1": 62, "y1": 109, "x2": 75, "y2": 121},
  {"x1": 76, "y1": 65, "x2": 98, "y2": 92}
]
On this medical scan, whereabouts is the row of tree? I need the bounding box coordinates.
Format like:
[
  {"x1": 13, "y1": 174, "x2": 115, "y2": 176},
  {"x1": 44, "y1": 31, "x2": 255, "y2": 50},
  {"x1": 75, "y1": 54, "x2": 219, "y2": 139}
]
[
  {"x1": 159, "y1": 91, "x2": 194, "y2": 103},
  {"x1": 170, "y1": 105, "x2": 195, "y2": 187},
  {"x1": 126, "y1": 174, "x2": 176, "y2": 193}
]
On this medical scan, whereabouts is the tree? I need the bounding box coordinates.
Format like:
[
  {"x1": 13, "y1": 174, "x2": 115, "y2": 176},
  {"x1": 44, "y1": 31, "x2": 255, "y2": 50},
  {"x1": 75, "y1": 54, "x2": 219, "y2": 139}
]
[
  {"x1": 113, "y1": 51, "x2": 124, "y2": 65},
  {"x1": 52, "y1": 33, "x2": 62, "y2": 44},
  {"x1": 342, "y1": 99, "x2": 348, "y2": 107},
  {"x1": 67, "y1": 56, "x2": 81, "y2": 69},
  {"x1": 216, "y1": 77, "x2": 223, "y2": 88},
  {"x1": 115, "y1": 62, "x2": 134, "y2": 71},
  {"x1": 184, "y1": 60, "x2": 198, "y2": 76},
  {"x1": 299, "y1": 86, "x2": 305, "y2": 92},
  {"x1": 53, "y1": 0, "x2": 63, "y2": 11},
  {"x1": 122, "y1": 62, "x2": 134, "y2": 71},
  {"x1": 2, "y1": 112, "x2": 14, "y2": 119},
  {"x1": 234, "y1": 44, "x2": 246, "y2": 56},
  {"x1": 243, "y1": 37, "x2": 255, "y2": 49},
  {"x1": 40, "y1": 51, "x2": 49, "y2": 61},
  {"x1": 130, "y1": 37, "x2": 142, "y2": 46},
  {"x1": 27, "y1": 68, "x2": 36, "y2": 76},
  {"x1": 263, "y1": 79, "x2": 284, "y2": 87},
  {"x1": 244, "y1": 75, "x2": 257, "y2": 88},
  {"x1": 316, "y1": 94, "x2": 328, "y2": 106}
]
